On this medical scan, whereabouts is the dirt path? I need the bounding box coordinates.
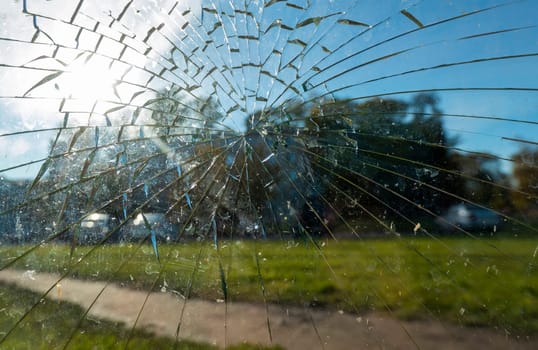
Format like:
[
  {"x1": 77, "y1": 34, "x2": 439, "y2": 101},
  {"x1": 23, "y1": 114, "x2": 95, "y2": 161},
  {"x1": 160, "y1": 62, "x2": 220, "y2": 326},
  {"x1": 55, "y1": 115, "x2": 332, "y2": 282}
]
[{"x1": 0, "y1": 269, "x2": 535, "y2": 350}]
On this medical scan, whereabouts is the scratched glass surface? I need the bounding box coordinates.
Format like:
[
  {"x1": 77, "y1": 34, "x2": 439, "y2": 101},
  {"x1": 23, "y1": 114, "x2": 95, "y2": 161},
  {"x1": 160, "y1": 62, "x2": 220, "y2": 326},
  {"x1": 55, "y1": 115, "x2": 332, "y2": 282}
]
[{"x1": 0, "y1": 0, "x2": 537, "y2": 349}]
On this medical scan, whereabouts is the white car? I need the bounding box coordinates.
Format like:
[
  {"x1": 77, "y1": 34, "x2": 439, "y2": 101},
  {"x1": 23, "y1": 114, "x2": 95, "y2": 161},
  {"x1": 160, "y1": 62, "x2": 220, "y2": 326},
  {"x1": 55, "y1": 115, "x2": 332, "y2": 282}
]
[
  {"x1": 123, "y1": 213, "x2": 177, "y2": 242},
  {"x1": 437, "y1": 204, "x2": 502, "y2": 233},
  {"x1": 79, "y1": 213, "x2": 115, "y2": 244}
]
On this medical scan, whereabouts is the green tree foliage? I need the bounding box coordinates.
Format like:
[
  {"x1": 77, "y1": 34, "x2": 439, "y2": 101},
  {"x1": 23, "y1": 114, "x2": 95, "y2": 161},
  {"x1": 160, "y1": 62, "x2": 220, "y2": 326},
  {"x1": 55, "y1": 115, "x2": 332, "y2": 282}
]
[
  {"x1": 27, "y1": 90, "x2": 229, "y2": 242},
  {"x1": 511, "y1": 147, "x2": 538, "y2": 217},
  {"x1": 450, "y1": 152, "x2": 513, "y2": 212},
  {"x1": 289, "y1": 93, "x2": 462, "y2": 223}
]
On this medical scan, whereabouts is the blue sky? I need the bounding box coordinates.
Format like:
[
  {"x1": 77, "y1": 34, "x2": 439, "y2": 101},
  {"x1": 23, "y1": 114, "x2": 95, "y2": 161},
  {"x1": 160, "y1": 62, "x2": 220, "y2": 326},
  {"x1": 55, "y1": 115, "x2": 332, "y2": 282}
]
[{"x1": 0, "y1": 0, "x2": 537, "y2": 179}]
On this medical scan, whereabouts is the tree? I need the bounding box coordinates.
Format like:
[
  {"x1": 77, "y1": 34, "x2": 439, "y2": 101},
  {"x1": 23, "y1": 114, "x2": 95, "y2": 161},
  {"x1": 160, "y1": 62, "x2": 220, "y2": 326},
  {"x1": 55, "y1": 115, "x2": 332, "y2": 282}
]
[
  {"x1": 29, "y1": 89, "x2": 231, "y2": 241},
  {"x1": 511, "y1": 147, "x2": 538, "y2": 217},
  {"x1": 293, "y1": 94, "x2": 461, "y2": 223}
]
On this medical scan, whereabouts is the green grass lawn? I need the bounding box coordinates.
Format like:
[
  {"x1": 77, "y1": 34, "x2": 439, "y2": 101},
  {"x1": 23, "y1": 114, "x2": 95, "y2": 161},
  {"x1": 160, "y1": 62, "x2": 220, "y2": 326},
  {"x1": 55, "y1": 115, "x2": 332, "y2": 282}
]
[{"x1": 1, "y1": 236, "x2": 537, "y2": 338}]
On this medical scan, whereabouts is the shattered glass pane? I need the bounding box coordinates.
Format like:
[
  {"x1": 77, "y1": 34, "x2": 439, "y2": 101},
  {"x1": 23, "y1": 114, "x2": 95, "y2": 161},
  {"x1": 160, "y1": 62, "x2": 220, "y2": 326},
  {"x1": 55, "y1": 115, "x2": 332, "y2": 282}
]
[{"x1": 0, "y1": 0, "x2": 537, "y2": 348}]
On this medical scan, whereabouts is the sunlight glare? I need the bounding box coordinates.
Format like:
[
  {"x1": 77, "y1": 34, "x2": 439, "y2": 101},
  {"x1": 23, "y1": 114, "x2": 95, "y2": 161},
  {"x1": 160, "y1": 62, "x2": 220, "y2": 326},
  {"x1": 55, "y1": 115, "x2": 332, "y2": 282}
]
[{"x1": 59, "y1": 59, "x2": 116, "y2": 101}]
